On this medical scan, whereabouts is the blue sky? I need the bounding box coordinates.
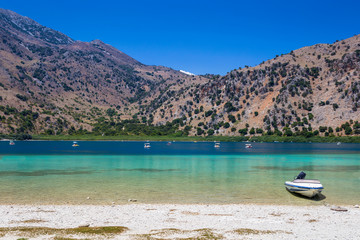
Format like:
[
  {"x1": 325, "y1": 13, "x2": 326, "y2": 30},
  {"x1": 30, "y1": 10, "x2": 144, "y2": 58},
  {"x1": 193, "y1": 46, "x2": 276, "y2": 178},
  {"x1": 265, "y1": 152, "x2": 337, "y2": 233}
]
[{"x1": 2, "y1": 0, "x2": 359, "y2": 75}]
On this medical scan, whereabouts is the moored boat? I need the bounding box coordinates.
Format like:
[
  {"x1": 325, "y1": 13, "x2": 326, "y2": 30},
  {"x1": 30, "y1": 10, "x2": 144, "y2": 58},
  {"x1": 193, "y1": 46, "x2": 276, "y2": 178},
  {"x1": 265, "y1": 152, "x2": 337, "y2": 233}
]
[
  {"x1": 214, "y1": 142, "x2": 220, "y2": 148},
  {"x1": 72, "y1": 141, "x2": 79, "y2": 147},
  {"x1": 245, "y1": 143, "x2": 252, "y2": 148},
  {"x1": 144, "y1": 142, "x2": 151, "y2": 148},
  {"x1": 9, "y1": 140, "x2": 15, "y2": 146},
  {"x1": 285, "y1": 171, "x2": 323, "y2": 198}
]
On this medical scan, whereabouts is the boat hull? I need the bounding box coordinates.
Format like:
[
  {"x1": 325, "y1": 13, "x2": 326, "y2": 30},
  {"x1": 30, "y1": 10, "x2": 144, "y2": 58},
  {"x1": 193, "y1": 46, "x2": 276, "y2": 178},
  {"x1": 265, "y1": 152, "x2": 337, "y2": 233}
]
[{"x1": 285, "y1": 181, "x2": 323, "y2": 198}]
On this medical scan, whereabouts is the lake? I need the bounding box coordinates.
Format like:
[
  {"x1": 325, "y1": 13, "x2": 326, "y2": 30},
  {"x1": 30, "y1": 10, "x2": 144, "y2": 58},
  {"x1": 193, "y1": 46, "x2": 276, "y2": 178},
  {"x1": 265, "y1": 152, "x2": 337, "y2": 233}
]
[{"x1": 0, "y1": 141, "x2": 359, "y2": 205}]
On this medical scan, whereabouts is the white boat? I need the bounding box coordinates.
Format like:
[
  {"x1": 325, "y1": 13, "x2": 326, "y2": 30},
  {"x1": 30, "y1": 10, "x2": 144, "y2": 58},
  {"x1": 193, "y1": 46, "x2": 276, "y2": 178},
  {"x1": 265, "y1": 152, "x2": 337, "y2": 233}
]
[
  {"x1": 285, "y1": 172, "x2": 323, "y2": 198},
  {"x1": 214, "y1": 142, "x2": 220, "y2": 148},
  {"x1": 245, "y1": 143, "x2": 252, "y2": 148},
  {"x1": 144, "y1": 143, "x2": 151, "y2": 148},
  {"x1": 72, "y1": 141, "x2": 79, "y2": 147},
  {"x1": 9, "y1": 140, "x2": 15, "y2": 146}
]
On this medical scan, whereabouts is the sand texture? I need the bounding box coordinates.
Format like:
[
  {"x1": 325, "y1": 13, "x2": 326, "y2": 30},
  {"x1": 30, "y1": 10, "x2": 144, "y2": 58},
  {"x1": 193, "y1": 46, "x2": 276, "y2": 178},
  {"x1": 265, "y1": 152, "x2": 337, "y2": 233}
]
[{"x1": 0, "y1": 204, "x2": 359, "y2": 239}]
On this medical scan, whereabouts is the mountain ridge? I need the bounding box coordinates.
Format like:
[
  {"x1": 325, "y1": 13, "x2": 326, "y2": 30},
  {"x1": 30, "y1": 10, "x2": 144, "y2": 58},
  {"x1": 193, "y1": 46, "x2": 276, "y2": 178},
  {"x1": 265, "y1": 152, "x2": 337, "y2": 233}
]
[{"x1": 0, "y1": 8, "x2": 359, "y2": 138}]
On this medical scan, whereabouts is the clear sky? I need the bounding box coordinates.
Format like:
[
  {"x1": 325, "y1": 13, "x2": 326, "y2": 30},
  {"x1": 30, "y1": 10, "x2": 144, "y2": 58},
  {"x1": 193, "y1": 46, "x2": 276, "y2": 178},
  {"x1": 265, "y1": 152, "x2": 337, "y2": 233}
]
[{"x1": 1, "y1": 0, "x2": 359, "y2": 75}]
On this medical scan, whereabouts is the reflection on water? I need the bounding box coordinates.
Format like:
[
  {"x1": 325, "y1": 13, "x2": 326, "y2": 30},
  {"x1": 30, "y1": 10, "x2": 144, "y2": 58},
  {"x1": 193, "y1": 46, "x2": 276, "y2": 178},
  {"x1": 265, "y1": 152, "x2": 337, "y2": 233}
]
[
  {"x1": 287, "y1": 191, "x2": 327, "y2": 202},
  {"x1": 0, "y1": 141, "x2": 359, "y2": 205}
]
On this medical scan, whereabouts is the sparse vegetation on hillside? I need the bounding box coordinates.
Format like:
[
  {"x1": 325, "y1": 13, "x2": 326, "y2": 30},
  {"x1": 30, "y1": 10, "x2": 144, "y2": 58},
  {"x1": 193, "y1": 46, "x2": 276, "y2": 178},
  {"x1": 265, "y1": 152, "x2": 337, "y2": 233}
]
[{"x1": 0, "y1": 9, "x2": 360, "y2": 141}]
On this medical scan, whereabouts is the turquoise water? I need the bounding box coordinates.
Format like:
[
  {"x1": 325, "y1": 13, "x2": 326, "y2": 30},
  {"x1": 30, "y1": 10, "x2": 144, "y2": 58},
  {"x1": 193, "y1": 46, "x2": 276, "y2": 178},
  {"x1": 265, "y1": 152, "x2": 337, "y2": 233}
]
[{"x1": 0, "y1": 141, "x2": 359, "y2": 205}]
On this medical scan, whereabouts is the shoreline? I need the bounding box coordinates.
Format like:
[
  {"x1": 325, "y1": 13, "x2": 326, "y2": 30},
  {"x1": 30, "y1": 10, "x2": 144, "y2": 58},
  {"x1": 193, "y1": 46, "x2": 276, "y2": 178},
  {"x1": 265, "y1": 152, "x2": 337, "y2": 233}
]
[
  {"x1": 0, "y1": 204, "x2": 359, "y2": 239},
  {"x1": 3, "y1": 134, "x2": 360, "y2": 143}
]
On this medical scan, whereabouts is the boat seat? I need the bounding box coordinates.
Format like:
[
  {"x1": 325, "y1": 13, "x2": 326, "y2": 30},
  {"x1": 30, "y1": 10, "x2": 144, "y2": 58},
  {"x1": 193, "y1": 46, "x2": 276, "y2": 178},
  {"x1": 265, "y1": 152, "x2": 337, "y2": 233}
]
[{"x1": 293, "y1": 179, "x2": 321, "y2": 184}]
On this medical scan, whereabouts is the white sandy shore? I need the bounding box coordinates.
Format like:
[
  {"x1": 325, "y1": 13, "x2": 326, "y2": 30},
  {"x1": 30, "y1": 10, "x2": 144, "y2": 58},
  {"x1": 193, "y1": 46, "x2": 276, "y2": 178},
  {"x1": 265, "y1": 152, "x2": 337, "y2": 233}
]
[{"x1": 0, "y1": 204, "x2": 359, "y2": 239}]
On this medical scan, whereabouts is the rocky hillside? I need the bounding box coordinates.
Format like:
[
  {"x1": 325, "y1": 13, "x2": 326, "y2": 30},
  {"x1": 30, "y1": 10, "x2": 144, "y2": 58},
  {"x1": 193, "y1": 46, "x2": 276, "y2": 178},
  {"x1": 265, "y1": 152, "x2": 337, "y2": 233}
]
[
  {"x1": 0, "y1": 8, "x2": 359, "y2": 137},
  {"x1": 0, "y1": 9, "x2": 206, "y2": 135},
  {"x1": 154, "y1": 35, "x2": 360, "y2": 137}
]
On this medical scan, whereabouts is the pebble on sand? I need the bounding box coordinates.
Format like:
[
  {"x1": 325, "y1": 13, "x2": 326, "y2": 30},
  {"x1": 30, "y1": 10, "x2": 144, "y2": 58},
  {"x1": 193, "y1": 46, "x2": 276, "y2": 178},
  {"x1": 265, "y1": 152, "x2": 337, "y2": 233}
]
[
  {"x1": 78, "y1": 224, "x2": 90, "y2": 228},
  {"x1": 330, "y1": 206, "x2": 348, "y2": 212}
]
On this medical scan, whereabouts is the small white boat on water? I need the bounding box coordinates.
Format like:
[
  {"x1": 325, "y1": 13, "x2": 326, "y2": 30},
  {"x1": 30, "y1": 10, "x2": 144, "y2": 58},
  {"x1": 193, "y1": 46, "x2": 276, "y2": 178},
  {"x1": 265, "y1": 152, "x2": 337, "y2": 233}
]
[
  {"x1": 72, "y1": 141, "x2": 79, "y2": 147},
  {"x1": 144, "y1": 143, "x2": 151, "y2": 148},
  {"x1": 214, "y1": 142, "x2": 220, "y2": 148},
  {"x1": 245, "y1": 143, "x2": 252, "y2": 148},
  {"x1": 9, "y1": 140, "x2": 15, "y2": 146},
  {"x1": 285, "y1": 172, "x2": 323, "y2": 198}
]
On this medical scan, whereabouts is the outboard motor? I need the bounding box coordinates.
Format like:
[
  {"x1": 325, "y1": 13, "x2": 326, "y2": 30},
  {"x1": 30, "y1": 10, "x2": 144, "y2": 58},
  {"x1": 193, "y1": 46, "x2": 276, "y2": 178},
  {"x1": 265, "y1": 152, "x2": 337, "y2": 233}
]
[{"x1": 296, "y1": 171, "x2": 306, "y2": 179}]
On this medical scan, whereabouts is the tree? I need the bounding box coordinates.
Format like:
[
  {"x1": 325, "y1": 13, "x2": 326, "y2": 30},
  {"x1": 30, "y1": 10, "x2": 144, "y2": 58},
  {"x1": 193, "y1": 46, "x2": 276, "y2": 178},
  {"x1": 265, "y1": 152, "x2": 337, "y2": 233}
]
[
  {"x1": 106, "y1": 108, "x2": 116, "y2": 117},
  {"x1": 16, "y1": 94, "x2": 28, "y2": 101},
  {"x1": 207, "y1": 129, "x2": 214, "y2": 136},
  {"x1": 274, "y1": 129, "x2": 282, "y2": 136},
  {"x1": 344, "y1": 126, "x2": 352, "y2": 135},
  {"x1": 238, "y1": 128, "x2": 248, "y2": 136},
  {"x1": 249, "y1": 127, "x2": 255, "y2": 134},
  {"x1": 256, "y1": 128, "x2": 263, "y2": 134},
  {"x1": 224, "y1": 102, "x2": 236, "y2": 112},
  {"x1": 197, "y1": 128, "x2": 204, "y2": 135},
  {"x1": 205, "y1": 110, "x2": 213, "y2": 117},
  {"x1": 284, "y1": 128, "x2": 293, "y2": 136},
  {"x1": 319, "y1": 126, "x2": 327, "y2": 132},
  {"x1": 228, "y1": 114, "x2": 236, "y2": 123},
  {"x1": 333, "y1": 103, "x2": 339, "y2": 111}
]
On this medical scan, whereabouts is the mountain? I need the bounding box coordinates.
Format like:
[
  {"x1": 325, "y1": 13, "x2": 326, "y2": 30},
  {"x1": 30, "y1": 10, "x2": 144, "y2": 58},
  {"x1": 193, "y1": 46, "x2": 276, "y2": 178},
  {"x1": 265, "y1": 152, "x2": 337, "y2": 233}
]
[
  {"x1": 157, "y1": 35, "x2": 360, "y2": 137},
  {"x1": 0, "y1": 9, "x2": 206, "y2": 135},
  {"x1": 0, "y1": 8, "x2": 359, "y2": 137}
]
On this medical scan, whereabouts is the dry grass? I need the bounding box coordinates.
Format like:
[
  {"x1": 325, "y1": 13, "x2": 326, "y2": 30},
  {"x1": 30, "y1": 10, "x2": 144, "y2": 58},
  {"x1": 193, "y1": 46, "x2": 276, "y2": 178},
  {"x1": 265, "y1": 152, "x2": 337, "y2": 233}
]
[
  {"x1": 194, "y1": 228, "x2": 223, "y2": 240},
  {"x1": 16, "y1": 219, "x2": 47, "y2": 224},
  {"x1": 53, "y1": 237, "x2": 91, "y2": 240},
  {"x1": 0, "y1": 226, "x2": 128, "y2": 239},
  {"x1": 181, "y1": 211, "x2": 200, "y2": 216},
  {"x1": 135, "y1": 228, "x2": 223, "y2": 240},
  {"x1": 269, "y1": 212, "x2": 284, "y2": 217},
  {"x1": 307, "y1": 219, "x2": 318, "y2": 223},
  {"x1": 233, "y1": 228, "x2": 292, "y2": 235}
]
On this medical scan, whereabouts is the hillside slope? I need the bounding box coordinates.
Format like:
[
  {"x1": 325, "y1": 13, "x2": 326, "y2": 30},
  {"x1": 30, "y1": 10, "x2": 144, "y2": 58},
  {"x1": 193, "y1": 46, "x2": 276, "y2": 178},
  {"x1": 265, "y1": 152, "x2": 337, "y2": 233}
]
[
  {"x1": 0, "y1": 9, "x2": 206, "y2": 135},
  {"x1": 0, "y1": 9, "x2": 359, "y2": 137},
  {"x1": 150, "y1": 35, "x2": 360, "y2": 137}
]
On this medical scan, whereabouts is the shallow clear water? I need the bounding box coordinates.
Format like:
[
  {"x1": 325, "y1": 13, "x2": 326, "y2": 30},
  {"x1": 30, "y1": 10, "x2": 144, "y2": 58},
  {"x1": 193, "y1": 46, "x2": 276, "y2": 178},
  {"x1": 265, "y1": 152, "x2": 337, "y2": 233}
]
[{"x1": 0, "y1": 141, "x2": 359, "y2": 205}]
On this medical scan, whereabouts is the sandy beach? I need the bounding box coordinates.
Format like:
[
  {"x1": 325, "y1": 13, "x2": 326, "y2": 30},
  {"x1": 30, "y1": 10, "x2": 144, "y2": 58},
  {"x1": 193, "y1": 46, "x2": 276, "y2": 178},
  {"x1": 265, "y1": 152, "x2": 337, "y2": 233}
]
[{"x1": 0, "y1": 204, "x2": 359, "y2": 239}]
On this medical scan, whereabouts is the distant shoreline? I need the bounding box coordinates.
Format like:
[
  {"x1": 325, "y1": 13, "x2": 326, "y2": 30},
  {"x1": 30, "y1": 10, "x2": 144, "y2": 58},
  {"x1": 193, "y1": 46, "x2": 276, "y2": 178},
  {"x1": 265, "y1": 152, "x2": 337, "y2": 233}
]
[{"x1": 3, "y1": 134, "x2": 360, "y2": 143}]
